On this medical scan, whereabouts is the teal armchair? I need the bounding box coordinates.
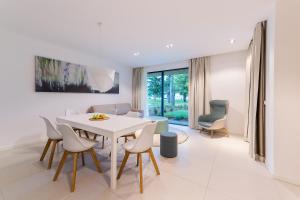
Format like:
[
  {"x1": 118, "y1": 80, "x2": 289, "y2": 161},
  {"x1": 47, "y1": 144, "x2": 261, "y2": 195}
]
[{"x1": 198, "y1": 100, "x2": 229, "y2": 137}]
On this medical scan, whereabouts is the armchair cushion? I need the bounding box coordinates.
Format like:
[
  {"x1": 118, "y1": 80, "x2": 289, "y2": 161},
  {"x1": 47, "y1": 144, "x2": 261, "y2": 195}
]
[
  {"x1": 198, "y1": 100, "x2": 229, "y2": 130},
  {"x1": 198, "y1": 114, "x2": 220, "y2": 123},
  {"x1": 198, "y1": 121, "x2": 213, "y2": 128}
]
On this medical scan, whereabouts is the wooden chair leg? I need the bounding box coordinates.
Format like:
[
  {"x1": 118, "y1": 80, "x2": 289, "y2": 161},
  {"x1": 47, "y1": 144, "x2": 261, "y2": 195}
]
[
  {"x1": 102, "y1": 136, "x2": 105, "y2": 149},
  {"x1": 136, "y1": 154, "x2": 139, "y2": 167},
  {"x1": 93, "y1": 134, "x2": 97, "y2": 141},
  {"x1": 148, "y1": 148, "x2": 160, "y2": 175},
  {"x1": 117, "y1": 151, "x2": 130, "y2": 179},
  {"x1": 125, "y1": 136, "x2": 128, "y2": 143},
  {"x1": 40, "y1": 139, "x2": 51, "y2": 161},
  {"x1": 89, "y1": 148, "x2": 102, "y2": 173},
  {"x1": 84, "y1": 131, "x2": 90, "y2": 139},
  {"x1": 138, "y1": 153, "x2": 143, "y2": 193},
  {"x1": 71, "y1": 153, "x2": 78, "y2": 192},
  {"x1": 48, "y1": 140, "x2": 57, "y2": 169},
  {"x1": 53, "y1": 151, "x2": 68, "y2": 181},
  {"x1": 81, "y1": 152, "x2": 85, "y2": 166},
  {"x1": 210, "y1": 130, "x2": 214, "y2": 138}
]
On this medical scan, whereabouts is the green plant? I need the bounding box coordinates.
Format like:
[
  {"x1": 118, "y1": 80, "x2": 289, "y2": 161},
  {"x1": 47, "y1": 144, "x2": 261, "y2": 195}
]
[{"x1": 164, "y1": 110, "x2": 188, "y2": 120}]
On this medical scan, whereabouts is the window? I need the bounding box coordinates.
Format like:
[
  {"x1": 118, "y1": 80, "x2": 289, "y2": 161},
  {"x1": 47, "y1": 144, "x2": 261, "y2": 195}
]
[{"x1": 147, "y1": 68, "x2": 188, "y2": 125}]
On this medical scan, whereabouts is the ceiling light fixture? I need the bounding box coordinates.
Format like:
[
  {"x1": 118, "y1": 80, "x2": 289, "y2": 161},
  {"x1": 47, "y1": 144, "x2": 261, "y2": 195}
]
[
  {"x1": 166, "y1": 43, "x2": 174, "y2": 48},
  {"x1": 97, "y1": 22, "x2": 102, "y2": 27},
  {"x1": 133, "y1": 52, "x2": 140, "y2": 56},
  {"x1": 230, "y1": 38, "x2": 236, "y2": 44}
]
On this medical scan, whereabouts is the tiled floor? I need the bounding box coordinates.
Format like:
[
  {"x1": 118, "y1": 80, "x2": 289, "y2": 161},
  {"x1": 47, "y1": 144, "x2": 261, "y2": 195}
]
[{"x1": 0, "y1": 125, "x2": 299, "y2": 200}]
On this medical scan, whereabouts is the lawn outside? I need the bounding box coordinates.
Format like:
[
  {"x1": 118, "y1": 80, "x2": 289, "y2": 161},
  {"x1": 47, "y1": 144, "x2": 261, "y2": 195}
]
[{"x1": 148, "y1": 98, "x2": 188, "y2": 125}]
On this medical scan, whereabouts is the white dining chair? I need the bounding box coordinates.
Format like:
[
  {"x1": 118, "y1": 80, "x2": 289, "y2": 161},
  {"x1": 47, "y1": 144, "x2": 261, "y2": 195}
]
[
  {"x1": 39, "y1": 116, "x2": 63, "y2": 169},
  {"x1": 117, "y1": 122, "x2": 160, "y2": 193},
  {"x1": 53, "y1": 123, "x2": 103, "y2": 192},
  {"x1": 65, "y1": 109, "x2": 105, "y2": 147},
  {"x1": 120, "y1": 111, "x2": 141, "y2": 142}
]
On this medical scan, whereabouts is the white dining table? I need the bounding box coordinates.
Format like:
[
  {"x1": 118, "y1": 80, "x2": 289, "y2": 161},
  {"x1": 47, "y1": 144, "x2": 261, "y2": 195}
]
[{"x1": 56, "y1": 113, "x2": 151, "y2": 189}]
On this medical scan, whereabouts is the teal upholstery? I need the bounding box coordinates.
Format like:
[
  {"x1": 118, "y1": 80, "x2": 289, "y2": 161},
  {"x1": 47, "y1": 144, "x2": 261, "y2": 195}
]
[
  {"x1": 145, "y1": 116, "x2": 169, "y2": 134},
  {"x1": 198, "y1": 100, "x2": 229, "y2": 128}
]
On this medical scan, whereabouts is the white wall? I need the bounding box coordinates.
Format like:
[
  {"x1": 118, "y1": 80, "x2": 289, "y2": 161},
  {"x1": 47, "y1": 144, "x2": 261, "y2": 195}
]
[
  {"x1": 0, "y1": 28, "x2": 132, "y2": 150},
  {"x1": 144, "y1": 51, "x2": 247, "y2": 135},
  {"x1": 272, "y1": 0, "x2": 300, "y2": 185},
  {"x1": 210, "y1": 51, "x2": 247, "y2": 135}
]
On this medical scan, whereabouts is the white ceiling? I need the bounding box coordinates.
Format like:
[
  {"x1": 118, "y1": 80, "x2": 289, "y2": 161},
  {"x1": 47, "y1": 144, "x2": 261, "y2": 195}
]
[{"x1": 0, "y1": 0, "x2": 274, "y2": 67}]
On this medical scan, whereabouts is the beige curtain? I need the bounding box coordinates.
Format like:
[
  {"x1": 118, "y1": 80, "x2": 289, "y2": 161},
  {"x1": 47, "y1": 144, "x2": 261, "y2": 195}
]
[
  {"x1": 244, "y1": 41, "x2": 253, "y2": 142},
  {"x1": 132, "y1": 67, "x2": 143, "y2": 110},
  {"x1": 244, "y1": 21, "x2": 266, "y2": 161},
  {"x1": 188, "y1": 57, "x2": 211, "y2": 129}
]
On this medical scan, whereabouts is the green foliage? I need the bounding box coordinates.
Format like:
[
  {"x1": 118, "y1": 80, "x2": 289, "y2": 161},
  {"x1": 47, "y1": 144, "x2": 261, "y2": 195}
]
[
  {"x1": 147, "y1": 74, "x2": 161, "y2": 99},
  {"x1": 174, "y1": 73, "x2": 188, "y2": 102},
  {"x1": 164, "y1": 110, "x2": 188, "y2": 120}
]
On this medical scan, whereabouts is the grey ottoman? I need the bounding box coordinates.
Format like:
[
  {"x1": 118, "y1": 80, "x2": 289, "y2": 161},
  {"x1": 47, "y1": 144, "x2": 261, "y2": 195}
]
[{"x1": 160, "y1": 132, "x2": 178, "y2": 158}]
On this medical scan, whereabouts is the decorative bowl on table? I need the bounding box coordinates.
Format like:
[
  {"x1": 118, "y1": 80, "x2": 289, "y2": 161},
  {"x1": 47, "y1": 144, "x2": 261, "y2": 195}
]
[{"x1": 89, "y1": 114, "x2": 110, "y2": 121}]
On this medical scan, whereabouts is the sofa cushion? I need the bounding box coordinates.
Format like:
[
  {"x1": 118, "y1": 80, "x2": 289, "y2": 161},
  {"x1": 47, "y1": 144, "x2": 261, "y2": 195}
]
[
  {"x1": 92, "y1": 104, "x2": 116, "y2": 114},
  {"x1": 116, "y1": 103, "x2": 131, "y2": 115}
]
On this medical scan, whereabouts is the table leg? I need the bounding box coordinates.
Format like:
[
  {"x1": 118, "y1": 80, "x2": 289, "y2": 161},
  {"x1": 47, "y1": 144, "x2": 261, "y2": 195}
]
[{"x1": 110, "y1": 136, "x2": 118, "y2": 189}]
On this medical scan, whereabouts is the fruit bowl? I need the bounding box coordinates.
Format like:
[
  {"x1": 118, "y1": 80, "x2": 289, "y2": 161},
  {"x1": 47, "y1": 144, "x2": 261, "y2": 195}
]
[{"x1": 89, "y1": 114, "x2": 109, "y2": 121}]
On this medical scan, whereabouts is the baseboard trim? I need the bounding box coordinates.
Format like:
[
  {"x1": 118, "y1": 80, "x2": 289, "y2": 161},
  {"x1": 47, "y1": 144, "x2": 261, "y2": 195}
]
[{"x1": 272, "y1": 174, "x2": 300, "y2": 187}]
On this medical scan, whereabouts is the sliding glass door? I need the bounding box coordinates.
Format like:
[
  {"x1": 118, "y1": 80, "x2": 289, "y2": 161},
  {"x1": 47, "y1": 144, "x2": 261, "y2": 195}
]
[{"x1": 147, "y1": 68, "x2": 188, "y2": 125}]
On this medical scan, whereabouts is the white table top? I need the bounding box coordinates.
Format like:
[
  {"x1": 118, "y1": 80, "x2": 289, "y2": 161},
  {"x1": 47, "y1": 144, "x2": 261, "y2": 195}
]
[{"x1": 56, "y1": 113, "x2": 151, "y2": 138}]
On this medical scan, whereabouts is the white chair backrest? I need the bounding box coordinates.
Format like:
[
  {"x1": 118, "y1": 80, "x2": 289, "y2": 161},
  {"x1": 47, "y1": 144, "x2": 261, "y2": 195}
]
[
  {"x1": 56, "y1": 123, "x2": 87, "y2": 152},
  {"x1": 40, "y1": 116, "x2": 62, "y2": 139},
  {"x1": 65, "y1": 109, "x2": 81, "y2": 116},
  {"x1": 125, "y1": 111, "x2": 140, "y2": 118},
  {"x1": 132, "y1": 122, "x2": 157, "y2": 152}
]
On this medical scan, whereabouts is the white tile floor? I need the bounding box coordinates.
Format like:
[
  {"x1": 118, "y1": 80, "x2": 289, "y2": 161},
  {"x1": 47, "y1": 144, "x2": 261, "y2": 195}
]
[{"x1": 0, "y1": 125, "x2": 300, "y2": 200}]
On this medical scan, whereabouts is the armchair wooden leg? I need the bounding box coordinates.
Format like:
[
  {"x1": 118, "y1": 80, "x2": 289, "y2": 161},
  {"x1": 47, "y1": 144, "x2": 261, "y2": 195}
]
[
  {"x1": 138, "y1": 153, "x2": 143, "y2": 193},
  {"x1": 210, "y1": 130, "x2": 214, "y2": 138},
  {"x1": 71, "y1": 153, "x2": 78, "y2": 192},
  {"x1": 225, "y1": 128, "x2": 229, "y2": 137},
  {"x1": 89, "y1": 148, "x2": 102, "y2": 173},
  {"x1": 48, "y1": 140, "x2": 57, "y2": 169},
  {"x1": 117, "y1": 151, "x2": 130, "y2": 179},
  {"x1": 148, "y1": 148, "x2": 160, "y2": 175},
  {"x1": 40, "y1": 139, "x2": 51, "y2": 161},
  {"x1": 53, "y1": 151, "x2": 68, "y2": 181}
]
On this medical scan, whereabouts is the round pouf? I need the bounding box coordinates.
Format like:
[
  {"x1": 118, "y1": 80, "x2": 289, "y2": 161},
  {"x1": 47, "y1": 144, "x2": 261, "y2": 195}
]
[{"x1": 160, "y1": 132, "x2": 178, "y2": 158}]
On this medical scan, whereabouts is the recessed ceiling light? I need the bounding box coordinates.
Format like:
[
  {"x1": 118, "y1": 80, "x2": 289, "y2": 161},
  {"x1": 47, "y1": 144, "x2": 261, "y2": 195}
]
[
  {"x1": 166, "y1": 43, "x2": 174, "y2": 48},
  {"x1": 230, "y1": 38, "x2": 236, "y2": 44},
  {"x1": 133, "y1": 52, "x2": 140, "y2": 56},
  {"x1": 97, "y1": 22, "x2": 102, "y2": 27}
]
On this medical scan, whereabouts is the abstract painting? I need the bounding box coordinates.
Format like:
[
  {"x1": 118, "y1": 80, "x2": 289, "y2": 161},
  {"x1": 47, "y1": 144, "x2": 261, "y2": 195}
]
[{"x1": 35, "y1": 56, "x2": 119, "y2": 94}]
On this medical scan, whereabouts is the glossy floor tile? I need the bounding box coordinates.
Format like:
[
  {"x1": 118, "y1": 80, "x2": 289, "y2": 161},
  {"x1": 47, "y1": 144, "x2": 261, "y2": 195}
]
[{"x1": 0, "y1": 125, "x2": 299, "y2": 200}]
